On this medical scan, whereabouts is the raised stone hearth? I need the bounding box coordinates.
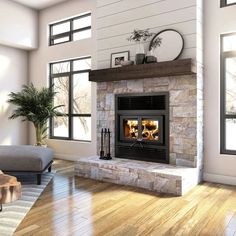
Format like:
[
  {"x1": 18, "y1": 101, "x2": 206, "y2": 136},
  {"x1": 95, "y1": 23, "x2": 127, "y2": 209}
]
[
  {"x1": 75, "y1": 156, "x2": 199, "y2": 196},
  {"x1": 75, "y1": 61, "x2": 203, "y2": 195}
]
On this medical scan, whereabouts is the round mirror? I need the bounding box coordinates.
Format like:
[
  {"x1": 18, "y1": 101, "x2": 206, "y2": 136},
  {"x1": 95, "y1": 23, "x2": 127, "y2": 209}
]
[{"x1": 149, "y1": 29, "x2": 184, "y2": 62}]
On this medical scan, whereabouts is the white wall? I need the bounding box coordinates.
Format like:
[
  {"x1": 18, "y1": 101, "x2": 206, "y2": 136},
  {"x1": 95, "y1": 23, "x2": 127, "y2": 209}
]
[
  {"x1": 0, "y1": 0, "x2": 38, "y2": 146},
  {"x1": 0, "y1": 0, "x2": 38, "y2": 50},
  {"x1": 204, "y1": 0, "x2": 236, "y2": 184},
  {"x1": 29, "y1": 0, "x2": 97, "y2": 160},
  {"x1": 0, "y1": 45, "x2": 28, "y2": 145},
  {"x1": 97, "y1": 0, "x2": 197, "y2": 69}
]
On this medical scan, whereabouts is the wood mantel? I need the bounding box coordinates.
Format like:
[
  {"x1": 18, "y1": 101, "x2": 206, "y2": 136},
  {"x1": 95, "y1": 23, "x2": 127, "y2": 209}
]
[{"x1": 89, "y1": 58, "x2": 196, "y2": 82}]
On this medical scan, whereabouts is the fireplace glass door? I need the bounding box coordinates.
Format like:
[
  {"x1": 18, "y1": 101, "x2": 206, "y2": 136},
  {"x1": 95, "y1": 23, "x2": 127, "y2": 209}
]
[
  {"x1": 122, "y1": 117, "x2": 139, "y2": 140},
  {"x1": 141, "y1": 117, "x2": 163, "y2": 143},
  {"x1": 120, "y1": 116, "x2": 163, "y2": 143},
  {"x1": 142, "y1": 119, "x2": 159, "y2": 141}
]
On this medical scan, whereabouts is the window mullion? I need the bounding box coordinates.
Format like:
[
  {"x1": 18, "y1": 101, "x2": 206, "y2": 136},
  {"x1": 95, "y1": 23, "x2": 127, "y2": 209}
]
[
  {"x1": 49, "y1": 25, "x2": 53, "y2": 46},
  {"x1": 69, "y1": 61, "x2": 73, "y2": 139},
  {"x1": 51, "y1": 72, "x2": 70, "y2": 78},
  {"x1": 222, "y1": 55, "x2": 226, "y2": 116},
  {"x1": 72, "y1": 26, "x2": 92, "y2": 34},
  {"x1": 49, "y1": 70, "x2": 53, "y2": 137},
  {"x1": 225, "y1": 114, "x2": 236, "y2": 118},
  {"x1": 70, "y1": 19, "x2": 73, "y2": 42},
  {"x1": 50, "y1": 32, "x2": 70, "y2": 40},
  {"x1": 220, "y1": 0, "x2": 226, "y2": 7},
  {"x1": 221, "y1": 52, "x2": 227, "y2": 153}
]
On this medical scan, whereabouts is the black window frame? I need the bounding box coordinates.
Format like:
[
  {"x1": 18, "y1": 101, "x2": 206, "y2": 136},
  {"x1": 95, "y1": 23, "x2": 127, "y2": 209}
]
[
  {"x1": 220, "y1": 33, "x2": 236, "y2": 154},
  {"x1": 49, "y1": 12, "x2": 91, "y2": 46},
  {"x1": 221, "y1": 0, "x2": 236, "y2": 7},
  {"x1": 49, "y1": 56, "x2": 92, "y2": 142}
]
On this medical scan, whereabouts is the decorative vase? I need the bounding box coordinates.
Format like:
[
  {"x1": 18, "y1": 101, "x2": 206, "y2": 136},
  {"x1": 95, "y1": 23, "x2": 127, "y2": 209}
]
[
  {"x1": 135, "y1": 42, "x2": 145, "y2": 65},
  {"x1": 145, "y1": 49, "x2": 157, "y2": 63},
  {"x1": 136, "y1": 42, "x2": 145, "y2": 54}
]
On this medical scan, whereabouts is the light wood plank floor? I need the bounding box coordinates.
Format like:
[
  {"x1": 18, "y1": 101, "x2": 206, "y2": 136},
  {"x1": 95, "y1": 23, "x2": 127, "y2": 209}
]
[{"x1": 15, "y1": 160, "x2": 236, "y2": 236}]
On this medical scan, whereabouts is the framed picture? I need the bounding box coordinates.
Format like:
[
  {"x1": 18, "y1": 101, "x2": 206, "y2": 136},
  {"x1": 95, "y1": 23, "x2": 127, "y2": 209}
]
[{"x1": 110, "y1": 51, "x2": 130, "y2": 68}]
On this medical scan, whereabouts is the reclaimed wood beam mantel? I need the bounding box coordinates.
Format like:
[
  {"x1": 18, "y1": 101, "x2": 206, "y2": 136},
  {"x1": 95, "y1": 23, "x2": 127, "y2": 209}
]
[{"x1": 89, "y1": 58, "x2": 196, "y2": 82}]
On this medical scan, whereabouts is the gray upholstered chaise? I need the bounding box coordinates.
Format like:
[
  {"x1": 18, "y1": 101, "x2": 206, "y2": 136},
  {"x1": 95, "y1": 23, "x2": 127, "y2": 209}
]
[{"x1": 0, "y1": 145, "x2": 53, "y2": 185}]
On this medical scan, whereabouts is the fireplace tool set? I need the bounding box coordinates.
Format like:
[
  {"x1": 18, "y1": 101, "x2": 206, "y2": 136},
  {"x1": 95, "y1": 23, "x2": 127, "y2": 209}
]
[{"x1": 100, "y1": 128, "x2": 112, "y2": 160}]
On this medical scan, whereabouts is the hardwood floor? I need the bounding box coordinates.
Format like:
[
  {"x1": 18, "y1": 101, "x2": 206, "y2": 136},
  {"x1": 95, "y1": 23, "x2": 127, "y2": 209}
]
[{"x1": 14, "y1": 160, "x2": 236, "y2": 236}]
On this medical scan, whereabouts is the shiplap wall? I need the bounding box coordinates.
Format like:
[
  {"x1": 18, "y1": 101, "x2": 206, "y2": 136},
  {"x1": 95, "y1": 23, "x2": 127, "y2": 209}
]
[
  {"x1": 196, "y1": 0, "x2": 203, "y2": 65},
  {"x1": 97, "y1": 0, "x2": 197, "y2": 69}
]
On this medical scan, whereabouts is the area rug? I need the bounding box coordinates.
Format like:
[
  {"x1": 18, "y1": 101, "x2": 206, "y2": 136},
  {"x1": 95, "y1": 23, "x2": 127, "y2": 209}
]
[{"x1": 0, "y1": 173, "x2": 54, "y2": 236}]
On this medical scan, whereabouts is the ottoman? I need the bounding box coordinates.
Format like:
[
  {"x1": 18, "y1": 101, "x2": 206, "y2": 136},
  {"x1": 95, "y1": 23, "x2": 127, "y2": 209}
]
[{"x1": 0, "y1": 145, "x2": 54, "y2": 185}]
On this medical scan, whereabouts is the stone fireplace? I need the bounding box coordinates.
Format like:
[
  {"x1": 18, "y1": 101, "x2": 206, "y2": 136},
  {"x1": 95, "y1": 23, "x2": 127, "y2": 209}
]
[
  {"x1": 76, "y1": 59, "x2": 203, "y2": 195},
  {"x1": 97, "y1": 74, "x2": 199, "y2": 168}
]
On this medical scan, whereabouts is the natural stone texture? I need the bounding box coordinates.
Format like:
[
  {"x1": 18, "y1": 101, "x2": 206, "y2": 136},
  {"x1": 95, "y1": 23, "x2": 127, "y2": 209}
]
[
  {"x1": 176, "y1": 158, "x2": 196, "y2": 168},
  {"x1": 105, "y1": 93, "x2": 114, "y2": 110},
  {"x1": 97, "y1": 75, "x2": 200, "y2": 167},
  {"x1": 75, "y1": 156, "x2": 199, "y2": 196},
  {"x1": 169, "y1": 153, "x2": 176, "y2": 165},
  {"x1": 173, "y1": 106, "x2": 196, "y2": 118},
  {"x1": 95, "y1": 72, "x2": 204, "y2": 191},
  {"x1": 97, "y1": 82, "x2": 107, "y2": 90},
  {"x1": 127, "y1": 79, "x2": 144, "y2": 92}
]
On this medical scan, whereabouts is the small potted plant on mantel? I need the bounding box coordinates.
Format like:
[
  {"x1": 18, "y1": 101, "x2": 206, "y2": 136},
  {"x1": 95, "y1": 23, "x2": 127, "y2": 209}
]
[
  {"x1": 127, "y1": 28, "x2": 154, "y2": 64},
  {"x1": 146, "y1": 36, "x2": 162, "y2": 63},
  {"x1": 8, "y1": 84, "x2": 63, "y2": 146}
]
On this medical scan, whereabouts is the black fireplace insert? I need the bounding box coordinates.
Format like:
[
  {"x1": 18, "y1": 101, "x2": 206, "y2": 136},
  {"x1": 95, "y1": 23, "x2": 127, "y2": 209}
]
[{"x1": 115, "y1": 92, "x2": 169, "y2": 163}]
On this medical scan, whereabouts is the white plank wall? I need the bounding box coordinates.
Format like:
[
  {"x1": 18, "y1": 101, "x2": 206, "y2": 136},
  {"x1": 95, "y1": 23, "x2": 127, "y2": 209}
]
[
  {"x1": 96, "y1": 0, "x2": 197, "y2": 69},
  {"x1": 196, "y1": 0, "x2": 203, "y2": 65}
]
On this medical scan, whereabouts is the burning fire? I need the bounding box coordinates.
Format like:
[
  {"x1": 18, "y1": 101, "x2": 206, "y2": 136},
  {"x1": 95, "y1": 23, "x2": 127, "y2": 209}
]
[
  {"x1": 126, "y1": 120, "x2": 138, "y2": 139},
  {"x1": 124, "y1": 120, "x2": 159, "y2": 141},
  {"x1": 142, "y1": 120, "x2": 159, "y2": 140}
]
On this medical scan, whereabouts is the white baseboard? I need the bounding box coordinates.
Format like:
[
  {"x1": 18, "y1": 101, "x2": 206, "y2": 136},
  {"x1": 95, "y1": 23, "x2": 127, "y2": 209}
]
[{"x1": 203, "y1": 172, "x2": 236, "y2": 186}]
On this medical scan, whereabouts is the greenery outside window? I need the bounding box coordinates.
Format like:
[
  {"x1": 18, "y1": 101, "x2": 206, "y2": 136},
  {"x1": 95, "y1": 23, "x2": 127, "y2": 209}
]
[
  {"x1": 221, "y1": 0, "x2": 236, "y2": 7},
  {"x1": 49, "y1": 12, "x2": 91, "y2": 46},
  {"x1": 49, "y1": 57, "x2": 92, "y2": 141},
  {"x1": 221, "y1": 33, "x2": 236, "y2": 154}
]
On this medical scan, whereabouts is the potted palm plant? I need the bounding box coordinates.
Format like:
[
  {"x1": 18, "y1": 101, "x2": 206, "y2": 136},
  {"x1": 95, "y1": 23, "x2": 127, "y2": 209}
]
[{"x1": 8, "y1": 83, "x2": 63, "y2": 146}]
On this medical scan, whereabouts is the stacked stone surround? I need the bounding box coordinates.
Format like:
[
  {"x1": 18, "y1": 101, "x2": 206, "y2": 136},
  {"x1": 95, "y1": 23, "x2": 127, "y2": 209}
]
[
  {"x1": 97, "y1": 74, "x2": 201, "y2": 169},
  {"x1": 75, "y1": 156, "x2": 199, "y2": 196},
  {"x1": 75, "y1": 74, "x2": 204, "y2": 195}
]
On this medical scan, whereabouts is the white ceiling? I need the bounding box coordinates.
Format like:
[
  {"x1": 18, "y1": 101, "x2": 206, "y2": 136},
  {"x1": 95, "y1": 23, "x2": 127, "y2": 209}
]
[{"x1": 12, "y1": 0, "x2": 69, "y2": 10}]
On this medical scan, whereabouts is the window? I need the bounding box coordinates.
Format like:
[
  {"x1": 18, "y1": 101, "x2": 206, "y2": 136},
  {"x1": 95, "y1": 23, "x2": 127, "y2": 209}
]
[
  {"x1": 221, "y1": 0, "x2": 236, "y2": 7},
  {"x1": 221, "y1": 33, "x2": 236, "y2": 154},
  {"x1": 49, "y1": 13, "x2": 91, "y2": 46},
  {"x1": 49, "y1": 57, "x2": 92, "y2": 141}
]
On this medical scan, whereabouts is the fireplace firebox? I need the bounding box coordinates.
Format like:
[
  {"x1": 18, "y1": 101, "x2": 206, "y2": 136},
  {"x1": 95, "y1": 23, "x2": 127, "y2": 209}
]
[{"x1": 115, "y1": 93, "x2": 169, "y2": 163}]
